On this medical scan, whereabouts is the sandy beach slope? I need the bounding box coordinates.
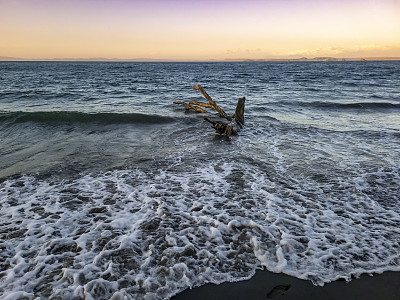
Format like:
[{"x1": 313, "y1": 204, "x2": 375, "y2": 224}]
[{"x1": 173, "y1": 270, "x2": 400, "y2": 300}]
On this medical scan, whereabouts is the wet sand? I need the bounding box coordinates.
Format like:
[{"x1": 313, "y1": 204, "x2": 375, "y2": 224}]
[{"x1": 172, "y1": 270, "x2": 400, "y2": 300}]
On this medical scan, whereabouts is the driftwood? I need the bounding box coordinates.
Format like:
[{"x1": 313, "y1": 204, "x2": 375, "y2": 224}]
[
  {"x1": 173, "y1": 101, "x2": 208, "y2": 113},
  {"x1": 192, "y1": 85, "x2": 232, "y2": 120},
  {"x1": 174, "y1": 85, "x2": 245, "y2": 136},
  {"x1": 233, "y1": 97, "x2": 245, "y2": 128},
  {"x1": 204, "y1": 117, "x2": 238, "y2": 136}
]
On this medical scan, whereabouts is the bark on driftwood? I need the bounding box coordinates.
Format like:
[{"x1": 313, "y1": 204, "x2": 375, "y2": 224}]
[
  {"x1": 173, "y1": 101, "x2": 208, "y2": 113},
  {"x1": 174, "y1": 85, "x2": 245, "y2": 136},
  {"x1": 192, "y1": 85, "x2": 232, "y2": 120}
]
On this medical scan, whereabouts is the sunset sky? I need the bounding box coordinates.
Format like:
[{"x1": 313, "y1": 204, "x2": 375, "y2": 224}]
[{"x1": 1, "y1": 0, "x2": 399, "y2": 60}]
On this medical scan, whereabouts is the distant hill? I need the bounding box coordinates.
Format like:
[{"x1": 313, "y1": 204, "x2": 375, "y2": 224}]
[
  {"x1": 0, "y1": 56, "x2": 172, "y2": 62},
  {"x1": 0, "y1": 56, "x2": 25, "y2": 61},
  {"x1": 225, "y1": 57, "x2": 400, "y2": 62}
]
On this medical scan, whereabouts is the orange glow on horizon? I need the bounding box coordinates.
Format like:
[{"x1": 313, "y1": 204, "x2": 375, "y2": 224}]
[{"x1": 1, "y1": 0, "x2": 399, "y2": 60}]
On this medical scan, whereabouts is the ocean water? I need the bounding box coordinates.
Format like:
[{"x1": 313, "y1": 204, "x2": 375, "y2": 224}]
[{"x1": 0, "y1": 61, "x2": 399, "y2": 299}]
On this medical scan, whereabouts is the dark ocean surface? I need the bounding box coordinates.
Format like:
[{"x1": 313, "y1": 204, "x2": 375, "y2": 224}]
[{"x1": 1, "y1": 61, "x2": 399, "y2": 299}]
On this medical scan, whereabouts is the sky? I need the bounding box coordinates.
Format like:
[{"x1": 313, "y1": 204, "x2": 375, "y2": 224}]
[{"x1": 1, "y1": 0, "x2": 400, "y2": 60}]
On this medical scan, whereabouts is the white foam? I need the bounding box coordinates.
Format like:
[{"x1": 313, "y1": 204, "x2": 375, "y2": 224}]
[
  {"x1": 1, "y1": 158, "x2": 400, "y2": 299},
  {"x1": 2, "y1": 291, "x2": 34, "y2": 300}
]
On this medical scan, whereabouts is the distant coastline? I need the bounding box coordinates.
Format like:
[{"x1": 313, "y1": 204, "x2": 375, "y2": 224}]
[
  {"x1": 226, "y1": 56, "x2": 400, "y2": 62},
  {"x1": 1, "y1": 56, "x2": 400, "y2": 62}
]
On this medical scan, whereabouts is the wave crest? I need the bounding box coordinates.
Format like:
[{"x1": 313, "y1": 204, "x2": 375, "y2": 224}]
[
  {"x1": 271, "y1": 101, "x2": 400, "y2": 110},
  {"x1": 0, "y1": 111, "x2": 175, "y2": 125}
]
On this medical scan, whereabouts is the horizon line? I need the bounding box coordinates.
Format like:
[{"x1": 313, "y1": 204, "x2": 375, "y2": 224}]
[{"x1": 1, "y1": 56, "x2": 400, "y2": 62}]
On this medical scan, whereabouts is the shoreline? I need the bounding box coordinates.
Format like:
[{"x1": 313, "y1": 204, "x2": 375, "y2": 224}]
[{"x1": 172, "y1": 269, "x2": 400, "y2": 300}]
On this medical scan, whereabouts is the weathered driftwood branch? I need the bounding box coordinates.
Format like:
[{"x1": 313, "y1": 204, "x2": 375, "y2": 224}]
[
  {"x1": 174, "y1": 85, "x2": 245, "y2": 136},
  {"x1": 188, "y1": 101, "x2": 214, "y2": 109},
  {"x1": 233, "y1": 97, "x2": 245, "y2": 128},
  {"x1": 173, "y1": 101, "x2": 208, "y2": 113},
  {"x1": 192, "y1": 85, "x2": 232, "y2": 121}
]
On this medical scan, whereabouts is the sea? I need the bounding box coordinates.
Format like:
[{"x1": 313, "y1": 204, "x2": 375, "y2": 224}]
[{"x1": 1, "y1": 61, "x2": 399, "y2": 300}]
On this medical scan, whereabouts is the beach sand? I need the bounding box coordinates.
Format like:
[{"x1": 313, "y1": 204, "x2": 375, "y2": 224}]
[{"x1": 172, "y1": 270, "x2": 400, "y2": 300}]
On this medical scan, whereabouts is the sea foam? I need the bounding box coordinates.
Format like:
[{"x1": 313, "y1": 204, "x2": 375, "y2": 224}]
[{"x1": 1, "y1": 157, "x2": 399, "y2": 299}]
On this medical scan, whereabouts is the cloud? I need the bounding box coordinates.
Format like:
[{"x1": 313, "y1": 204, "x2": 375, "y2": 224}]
[
  {"x1": 224, "y1": 45, "x2": 400, "y2": 59},
  {"x1": 282, "y1": 45, "x2": 400, "y2": 58}
]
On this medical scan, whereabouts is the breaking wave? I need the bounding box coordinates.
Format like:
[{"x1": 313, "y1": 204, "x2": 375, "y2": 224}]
[
  {"x1": 272, "y1": 101, "x2": 400, "y2": 110},
  {"x1": 0, "y1": 111, "x2": 175, "y2": 125}
]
